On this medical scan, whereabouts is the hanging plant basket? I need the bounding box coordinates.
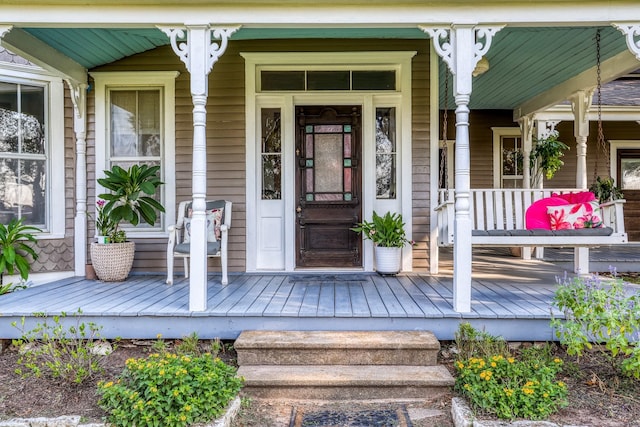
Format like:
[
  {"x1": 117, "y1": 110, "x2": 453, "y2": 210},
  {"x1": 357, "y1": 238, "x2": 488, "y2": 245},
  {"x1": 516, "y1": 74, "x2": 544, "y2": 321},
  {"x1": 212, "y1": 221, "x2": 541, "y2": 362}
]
[{"x1": 90, "y1": 241, "x2": 135, "y2": 281}]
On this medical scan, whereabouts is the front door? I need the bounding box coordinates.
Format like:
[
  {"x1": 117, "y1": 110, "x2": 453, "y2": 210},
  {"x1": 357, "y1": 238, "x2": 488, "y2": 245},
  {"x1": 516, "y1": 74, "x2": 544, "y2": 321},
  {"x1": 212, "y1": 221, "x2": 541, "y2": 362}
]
[
  {"x1": 617, "y1": 149, "x2": 640, "y2": 241},
  {"x1": 295, "y1": 105, "x2": 362, "y2": 268}
]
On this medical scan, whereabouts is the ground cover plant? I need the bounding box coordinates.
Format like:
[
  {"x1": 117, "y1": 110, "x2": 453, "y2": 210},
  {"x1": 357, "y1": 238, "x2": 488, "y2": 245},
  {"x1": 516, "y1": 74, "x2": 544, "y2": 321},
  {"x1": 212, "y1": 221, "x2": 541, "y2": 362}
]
[
  {"x1": 98, "y1": 333, "x2": 243, "y2": 427},
  {"x1": 453, "y1": 323, "x2": 568, "y2": 420},
  {"x1": 12, "y1": 310, "x2": 111, "y2": 384}
]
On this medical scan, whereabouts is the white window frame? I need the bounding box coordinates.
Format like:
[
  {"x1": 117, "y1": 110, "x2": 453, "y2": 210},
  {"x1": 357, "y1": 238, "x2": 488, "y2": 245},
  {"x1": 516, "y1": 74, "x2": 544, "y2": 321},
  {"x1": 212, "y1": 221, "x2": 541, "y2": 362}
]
[
  {"x1": 90, "y1": 71, "x2": 178, "y2": 238},
  {"x1": 0, "y1": 63, "x2": 65, "y2": 239},
  {"x1": 492, "y1": 127, "x2": 524, "y2": 188}
]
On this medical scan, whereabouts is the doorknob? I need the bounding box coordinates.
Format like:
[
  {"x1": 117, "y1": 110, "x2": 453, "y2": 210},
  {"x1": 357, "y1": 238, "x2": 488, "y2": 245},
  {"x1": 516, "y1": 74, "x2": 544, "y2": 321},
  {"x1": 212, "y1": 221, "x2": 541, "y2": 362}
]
[{"x1": 296, "y1": 206, "x2": 302, "y2": 213}]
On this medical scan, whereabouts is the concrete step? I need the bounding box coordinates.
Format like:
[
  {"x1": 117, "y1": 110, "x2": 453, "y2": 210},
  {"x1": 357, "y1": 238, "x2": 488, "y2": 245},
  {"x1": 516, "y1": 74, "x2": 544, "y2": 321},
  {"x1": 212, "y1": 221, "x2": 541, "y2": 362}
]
[
  {"x1": 235, "y1": 330, "x2": 441, "y2": 366},
  {"x1": 237, "y1": 364, "x2": 455, "y2": 400}
]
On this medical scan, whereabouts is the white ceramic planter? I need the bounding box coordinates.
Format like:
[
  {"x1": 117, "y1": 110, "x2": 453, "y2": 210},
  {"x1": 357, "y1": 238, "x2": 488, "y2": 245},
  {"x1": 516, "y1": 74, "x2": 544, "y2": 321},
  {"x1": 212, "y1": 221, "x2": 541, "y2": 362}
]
[{"x1": 374, "y1": 246, "x2": 402, "y2": 275}]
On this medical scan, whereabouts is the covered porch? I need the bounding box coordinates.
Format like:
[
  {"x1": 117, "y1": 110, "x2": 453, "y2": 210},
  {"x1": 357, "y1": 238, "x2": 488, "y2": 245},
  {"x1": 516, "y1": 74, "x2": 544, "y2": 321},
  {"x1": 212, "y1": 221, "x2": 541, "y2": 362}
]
[{"x1": 0, "y1": 250, "x2": 573, "y2": 341}]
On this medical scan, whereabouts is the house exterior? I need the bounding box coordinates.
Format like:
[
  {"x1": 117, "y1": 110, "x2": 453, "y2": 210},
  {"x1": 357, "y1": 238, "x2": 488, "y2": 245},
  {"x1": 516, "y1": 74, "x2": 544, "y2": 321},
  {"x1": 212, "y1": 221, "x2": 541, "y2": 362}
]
[{"x1": 1, "y1": 0, "x2": 640, "y2": 313}]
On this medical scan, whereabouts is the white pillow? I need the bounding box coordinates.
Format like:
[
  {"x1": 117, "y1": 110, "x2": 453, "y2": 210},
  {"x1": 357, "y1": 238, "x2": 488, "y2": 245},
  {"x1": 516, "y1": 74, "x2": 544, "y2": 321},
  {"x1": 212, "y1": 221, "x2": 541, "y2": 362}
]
[{"x1": 182, "y1": 213, "x2": 217, "y2": 243}]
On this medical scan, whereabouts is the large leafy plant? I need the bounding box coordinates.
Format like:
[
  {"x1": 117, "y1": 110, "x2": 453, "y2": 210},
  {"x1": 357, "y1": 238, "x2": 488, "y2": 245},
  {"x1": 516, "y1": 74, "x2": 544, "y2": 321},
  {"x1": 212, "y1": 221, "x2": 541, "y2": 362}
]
[
  {"x1": 97, "y1": 164, "x2": 165, "y2": 242},
  {"x1": 529, "y1": 131, "x2": 569, "y2": 187},
  {"x1": 351, "y1": 211, "x2": 413, "y2": 248},
  {"x1": 0, "y1": 218, "x2": 40, "y2": 288}
]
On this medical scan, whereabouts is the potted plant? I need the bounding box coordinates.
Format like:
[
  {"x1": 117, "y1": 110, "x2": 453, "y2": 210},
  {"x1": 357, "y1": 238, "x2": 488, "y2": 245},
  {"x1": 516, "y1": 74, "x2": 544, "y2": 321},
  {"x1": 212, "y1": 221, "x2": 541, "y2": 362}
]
[
  {"x1": 351, "y1": 211, "x2": 414, "y2": 275},
  {"x1": 90, "y1": 164, "x2": 165, "y2": 281},
  {"x1": 529, "y1": 130, "x2": 569, "y2": 187},
  {"x1": 589, "y1": 176, "x2": 623, "y2": 202},
  {"x1": 0, "y1": 218, "x2": 40, "y2": 294}
]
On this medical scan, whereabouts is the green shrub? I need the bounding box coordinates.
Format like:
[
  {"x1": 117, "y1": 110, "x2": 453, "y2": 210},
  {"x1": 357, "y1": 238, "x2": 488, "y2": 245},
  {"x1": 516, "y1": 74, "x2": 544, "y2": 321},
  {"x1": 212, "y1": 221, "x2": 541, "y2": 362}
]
[
  {"x1": 12, "y1": 310, "x2": 111, "y2": 384},
  {"x1": 551, "y1": 273, "x2": 640, "y2": 378},
  {"x1": 98, "y1": 352, "x2": 243, "y2": 427}
]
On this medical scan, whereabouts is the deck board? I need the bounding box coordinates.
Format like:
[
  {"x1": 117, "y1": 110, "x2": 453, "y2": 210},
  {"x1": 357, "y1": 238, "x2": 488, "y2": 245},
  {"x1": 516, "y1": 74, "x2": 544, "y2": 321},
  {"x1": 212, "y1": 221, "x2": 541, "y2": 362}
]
[{"x1": 8, "y1": 261, "x2": 632, "y2": 341}]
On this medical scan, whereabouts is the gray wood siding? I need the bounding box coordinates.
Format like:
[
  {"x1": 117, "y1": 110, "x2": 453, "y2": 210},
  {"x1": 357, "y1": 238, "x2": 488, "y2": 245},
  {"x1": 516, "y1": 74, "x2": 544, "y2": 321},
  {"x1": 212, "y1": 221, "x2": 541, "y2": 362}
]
[{"x1": 90, "y1": 39, "x2": 432, "y2": 274}]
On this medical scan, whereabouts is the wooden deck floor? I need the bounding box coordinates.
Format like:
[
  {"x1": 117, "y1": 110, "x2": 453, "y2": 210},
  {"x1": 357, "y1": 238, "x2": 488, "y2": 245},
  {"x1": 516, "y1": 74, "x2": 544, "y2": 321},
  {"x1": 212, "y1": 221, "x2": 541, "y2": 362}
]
[{"x1": 0, "y1": 250, "x2": 573, "y2": 341}]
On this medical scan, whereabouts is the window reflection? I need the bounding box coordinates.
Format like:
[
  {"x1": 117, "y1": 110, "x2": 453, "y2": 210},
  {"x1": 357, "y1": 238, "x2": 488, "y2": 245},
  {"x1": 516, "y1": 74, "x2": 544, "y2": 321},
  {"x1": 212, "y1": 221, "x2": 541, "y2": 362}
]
[{"x1": 376, "y1": 107, "x2": 396, "y2": 199}]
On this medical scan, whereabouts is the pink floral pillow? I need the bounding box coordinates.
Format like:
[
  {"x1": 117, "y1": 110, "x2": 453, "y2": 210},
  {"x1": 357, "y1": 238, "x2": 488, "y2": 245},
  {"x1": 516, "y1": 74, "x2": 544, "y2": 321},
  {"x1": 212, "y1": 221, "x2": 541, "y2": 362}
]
[
  {"x1": 547, "y1": 201, "x2": 603, "y2": 230},
  {"x1": 525, "y1": 196, "x2": 570, "y2": 230},
  {"x1": 552, "y1": 191, "x2": 597, "y2": 204}
]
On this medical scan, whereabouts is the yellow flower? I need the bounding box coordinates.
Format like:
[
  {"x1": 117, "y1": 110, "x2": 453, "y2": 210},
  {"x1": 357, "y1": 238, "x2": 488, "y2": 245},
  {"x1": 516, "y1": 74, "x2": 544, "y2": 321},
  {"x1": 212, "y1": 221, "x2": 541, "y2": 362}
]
[
  {"x1": 490, "y1": 362, "x2": 497, "y2": 367},
  {"x1": 507, "y1": 357, "x2": 515, "y2": 363},
  {"x1": 525, "y1": 381, "x2": 535, "y2": 387},
  {"x1": 180, "y1": 415, "x2": 187, "y2": 422},
  {"x1": 184, "y1": 405, "x2": 192, "y2": 412},
  {"x1": 456, "y1": 361, "x2": 464, "y2": 369},
  {"x1": 464, "y1": 383, "x2": 471, "y2": 390},
  {"x1": 503, "y1": 388, "x2": 513, "y2": 397},
  {"x1": 522, "y1": 387, "x2": 534, "y2": 395},
  {"x1": 103, "y1": 381, "x2": 114, "y2": 388},
  {"x1": 557, "y1": 381, "x2": 566, "y2": 388},
  {"x1": 173, "y1": 390, "x2": 180, "y2": 397},
  {"x1": 553, "y1": 358, "x2": 562, "y2": 364},
  {"x1": 157, "y1": 333, "x2": 163, "y2": 339},
  {"x1": 159, "y1": 369, "x2": 165, "y2": 376},
  {"x1": 543, "y1": 393, "x2": 549, "y2": 398}
]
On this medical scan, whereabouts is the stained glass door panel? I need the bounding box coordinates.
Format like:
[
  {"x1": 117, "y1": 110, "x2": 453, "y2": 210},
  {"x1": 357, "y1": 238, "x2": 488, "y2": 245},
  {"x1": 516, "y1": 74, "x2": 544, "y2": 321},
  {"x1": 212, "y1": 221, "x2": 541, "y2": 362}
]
[{"x1": 295, "y1": 106, "x2": 362, "y2": 267}]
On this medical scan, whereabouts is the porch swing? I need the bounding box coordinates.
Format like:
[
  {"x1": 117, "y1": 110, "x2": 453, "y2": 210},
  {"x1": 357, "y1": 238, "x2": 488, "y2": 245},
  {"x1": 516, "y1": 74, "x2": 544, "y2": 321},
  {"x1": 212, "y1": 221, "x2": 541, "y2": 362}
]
[{"x1": 434, "y1": 31, "x2": 628, "y2": 274}]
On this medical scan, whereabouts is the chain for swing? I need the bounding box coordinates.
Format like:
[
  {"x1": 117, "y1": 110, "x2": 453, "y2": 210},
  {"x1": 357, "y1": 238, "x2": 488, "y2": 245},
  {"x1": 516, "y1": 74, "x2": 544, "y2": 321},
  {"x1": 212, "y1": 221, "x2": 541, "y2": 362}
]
[
  {"x1": 439, "y1": 66, "x2": 449, "y2": 190},
  {"x1": 594, "y1": 28, "x2": 609, "y2": 183}
]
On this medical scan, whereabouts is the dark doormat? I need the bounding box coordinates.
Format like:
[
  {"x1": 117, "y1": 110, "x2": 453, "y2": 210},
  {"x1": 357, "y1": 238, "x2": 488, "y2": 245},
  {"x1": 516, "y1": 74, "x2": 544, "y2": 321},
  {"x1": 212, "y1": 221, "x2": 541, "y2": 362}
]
[
  {"x1": 287, "y1": 274, "x2": 371, "y2": 283},
  {"x1": 290, "y1": 405, "x2": 412, "y2": 427}
]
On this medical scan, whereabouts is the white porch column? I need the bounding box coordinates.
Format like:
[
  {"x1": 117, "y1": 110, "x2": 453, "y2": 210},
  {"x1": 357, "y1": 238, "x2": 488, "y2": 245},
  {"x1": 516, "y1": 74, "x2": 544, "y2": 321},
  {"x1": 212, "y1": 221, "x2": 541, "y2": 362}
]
[
  {"x1": 519, "y1": 115, "x2": 534, "y2": 189},
  {"x1": 66, "y1": 80, "x2": 88, "y2": 276},
  {"x1": 161, "y1": 25, "x2": 238, "y2": 311},
  {"x1": 569, "y1": 89, "x2": 594, "y2": 189},
  {"x1": 422, "y1": 24, "x2": 502, "y2": 313}
]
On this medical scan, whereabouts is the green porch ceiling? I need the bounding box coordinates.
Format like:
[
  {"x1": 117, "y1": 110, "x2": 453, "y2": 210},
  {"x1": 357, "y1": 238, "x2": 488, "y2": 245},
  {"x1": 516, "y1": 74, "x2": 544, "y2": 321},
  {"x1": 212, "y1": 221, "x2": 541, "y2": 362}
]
[{"x1": 21, "y1": 25, "x2": 633, "y2": 110}]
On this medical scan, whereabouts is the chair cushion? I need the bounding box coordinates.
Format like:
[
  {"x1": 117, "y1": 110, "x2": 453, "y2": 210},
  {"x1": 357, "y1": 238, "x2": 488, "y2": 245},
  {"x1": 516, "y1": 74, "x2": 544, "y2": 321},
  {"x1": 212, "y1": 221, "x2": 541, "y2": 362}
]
[
  {"x1": 175, "y1": 241, "x2": 221, "y2": 255},
  {"x1": 547, "y1": 201, "x2": 603, "y2": 230}
]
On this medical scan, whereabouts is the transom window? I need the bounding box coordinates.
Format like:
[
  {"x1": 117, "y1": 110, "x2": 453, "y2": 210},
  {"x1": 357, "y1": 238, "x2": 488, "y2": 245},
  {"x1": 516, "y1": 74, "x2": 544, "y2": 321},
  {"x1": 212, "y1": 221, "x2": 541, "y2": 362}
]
[{"x1": 260, "y1": 70, "x2": 396, "y2": 92}]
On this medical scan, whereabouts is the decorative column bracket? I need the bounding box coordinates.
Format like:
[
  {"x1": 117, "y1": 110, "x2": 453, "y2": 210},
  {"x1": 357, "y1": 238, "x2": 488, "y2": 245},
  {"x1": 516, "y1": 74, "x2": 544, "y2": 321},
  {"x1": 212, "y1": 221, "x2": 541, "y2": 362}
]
[
  {"x1": 569, "y1": 88, "x2": 595, "y2": 127},
  {"x1": 0, "y1": 25, "x2": 13, "y2": 39},
  {"x1": 538, "y1": 120, "x2": 561, "y2": 139},
  {"x1": 420, "y1": 25, "x2": 503, "y2": 77},
  {"x1": 159, "y1": 25, "x2": 240, "y2": 74},
  {"x1": 613, "y1": 23, "x2": 640, "y2": 61},
  {"x1": 65, "y1": 79, "x2": 87, "y2": 120}
]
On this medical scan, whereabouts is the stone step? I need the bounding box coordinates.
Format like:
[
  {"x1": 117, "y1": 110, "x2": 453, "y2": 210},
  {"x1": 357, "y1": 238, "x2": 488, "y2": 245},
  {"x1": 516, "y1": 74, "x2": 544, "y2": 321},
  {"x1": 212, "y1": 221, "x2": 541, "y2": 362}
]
[
  {"x1": 235, "y1": 330, "x2": 440, "y2": 366},
  {"x1": 237, "y1": 364, "x2": 455, "y2": 400}
]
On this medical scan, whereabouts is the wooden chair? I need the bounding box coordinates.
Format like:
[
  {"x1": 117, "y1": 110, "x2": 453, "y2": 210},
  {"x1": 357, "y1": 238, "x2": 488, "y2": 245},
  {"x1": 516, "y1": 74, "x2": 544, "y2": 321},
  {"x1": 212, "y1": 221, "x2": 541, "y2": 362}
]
[{"x1": 166, "y1": 200, "x2": 232, "y2": 285}]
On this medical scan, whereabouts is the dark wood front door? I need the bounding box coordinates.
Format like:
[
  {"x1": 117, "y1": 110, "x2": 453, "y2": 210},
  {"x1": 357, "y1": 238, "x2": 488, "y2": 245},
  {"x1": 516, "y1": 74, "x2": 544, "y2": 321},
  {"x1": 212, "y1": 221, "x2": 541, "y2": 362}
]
[
  {"x1": 295, "y1": 105, "x2": 362, "y2": 268},
  {"x1": 617, "y1": 149, "x2": 640, "y2": 241}
]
